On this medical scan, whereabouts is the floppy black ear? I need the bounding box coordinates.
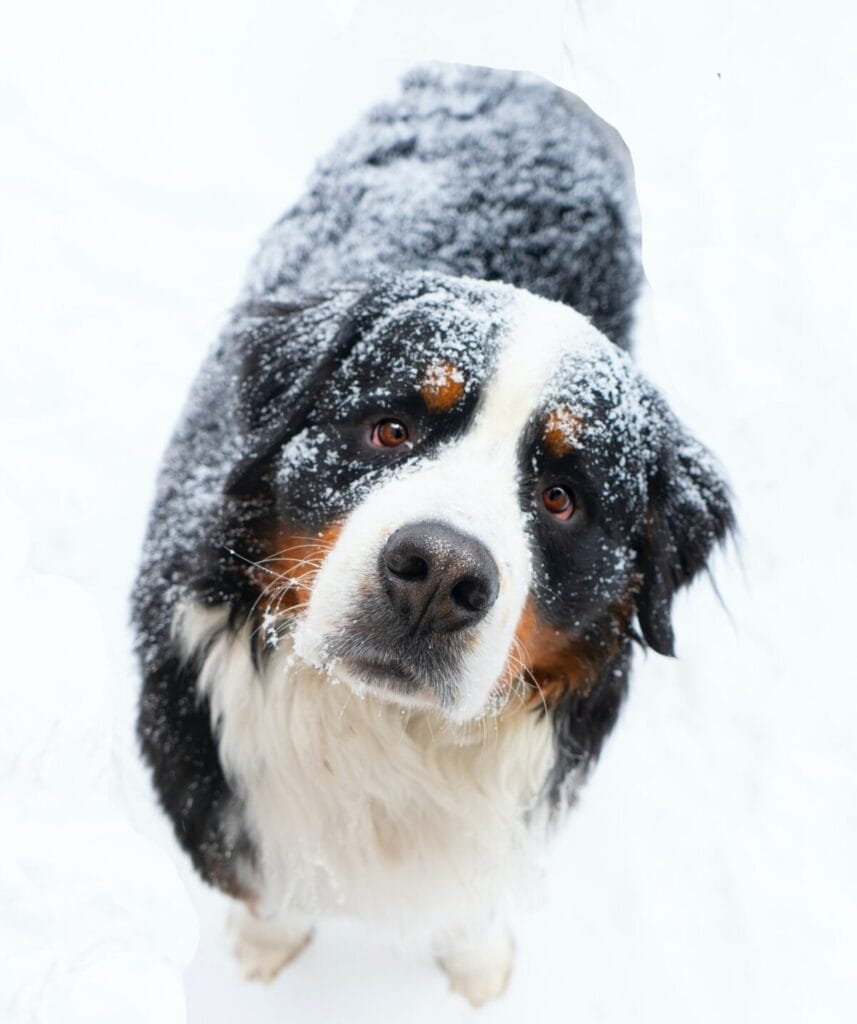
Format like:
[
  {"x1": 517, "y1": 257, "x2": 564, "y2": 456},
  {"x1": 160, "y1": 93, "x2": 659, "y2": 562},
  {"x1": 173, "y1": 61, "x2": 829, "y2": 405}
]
[
  {"x1": 636, "y1": 426, "x2": 735, "y2": 656},
  {"x1": 224, "y1": 288, "x2": 365, "y2": 499}
]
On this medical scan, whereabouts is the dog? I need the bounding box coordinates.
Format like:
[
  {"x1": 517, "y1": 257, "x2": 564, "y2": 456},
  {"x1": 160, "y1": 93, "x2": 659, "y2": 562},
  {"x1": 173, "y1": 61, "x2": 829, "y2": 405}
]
[{"x1": 133, "y1": 64, "x2": 733, "y2": 1005}]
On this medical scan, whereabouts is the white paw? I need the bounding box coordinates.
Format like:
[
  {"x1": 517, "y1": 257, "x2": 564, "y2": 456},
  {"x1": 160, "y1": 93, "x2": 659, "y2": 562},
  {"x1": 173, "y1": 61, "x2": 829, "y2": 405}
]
[
  {"x1": 233, "y1": 932, "x2": 311, "y2": 982},
  {"x1": 228, "y1": 905, "x2": 313, "y2": 983},
  {"x1": 438, "y1": 931, "x2": 514, "y2": 1007},
  {"x1": 442, "y1": 959, "x2": 513, "y2": 1007}
]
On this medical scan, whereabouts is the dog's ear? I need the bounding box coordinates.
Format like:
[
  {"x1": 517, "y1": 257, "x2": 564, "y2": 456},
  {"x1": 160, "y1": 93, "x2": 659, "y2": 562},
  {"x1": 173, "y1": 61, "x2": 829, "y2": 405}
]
[
  {"x1": 635, "y1": 420, "x2": 735, "y2": 656},
  {"x1": 223, "y1": 288, "x2": 366, "y2": 499}
]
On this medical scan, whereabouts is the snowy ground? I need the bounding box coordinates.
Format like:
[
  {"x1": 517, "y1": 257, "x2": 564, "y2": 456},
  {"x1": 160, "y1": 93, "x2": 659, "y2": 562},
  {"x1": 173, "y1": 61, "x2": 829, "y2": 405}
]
[{"x1": 3, "y1": 2, "x2": 856, "y2": 1021}]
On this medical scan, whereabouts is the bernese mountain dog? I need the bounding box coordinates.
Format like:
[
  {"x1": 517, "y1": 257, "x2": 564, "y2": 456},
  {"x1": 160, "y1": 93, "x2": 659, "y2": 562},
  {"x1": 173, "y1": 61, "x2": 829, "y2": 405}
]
[{"x1": 133, "y1": 64, "x2": 733, "y2": 1005}]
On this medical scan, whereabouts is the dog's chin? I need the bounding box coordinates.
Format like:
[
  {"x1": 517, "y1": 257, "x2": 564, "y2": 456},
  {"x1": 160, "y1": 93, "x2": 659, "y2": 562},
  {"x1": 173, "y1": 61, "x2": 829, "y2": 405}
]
[
  {"x1": 330, "y1": 656, "x2": 445, "y2": 712},
  {"x1": 292, "y1": 619, "x2": 493, "y2": 721}
]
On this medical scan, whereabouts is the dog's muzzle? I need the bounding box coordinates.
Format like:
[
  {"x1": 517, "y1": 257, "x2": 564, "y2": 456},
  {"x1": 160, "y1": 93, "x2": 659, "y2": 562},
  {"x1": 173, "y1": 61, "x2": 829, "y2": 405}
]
[{"x1": 323, "y1": 520, "x2": 501, "y2": 707}]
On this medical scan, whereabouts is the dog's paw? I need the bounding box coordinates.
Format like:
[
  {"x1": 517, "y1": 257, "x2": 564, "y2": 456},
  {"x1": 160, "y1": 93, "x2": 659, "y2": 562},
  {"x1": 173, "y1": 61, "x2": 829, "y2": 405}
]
[
  {"x1": 437, "y1": 929, "x2": 514, "y2": 1007},
  {"x1": 442, "y1": 959, "x2": 513, "y2": 1007},
  {"x1": 232, "y1": 931, "x2": 312, "y2": 982},
  {"x1": 228, "y1": 905, "x2": 313, "y2": 983}
]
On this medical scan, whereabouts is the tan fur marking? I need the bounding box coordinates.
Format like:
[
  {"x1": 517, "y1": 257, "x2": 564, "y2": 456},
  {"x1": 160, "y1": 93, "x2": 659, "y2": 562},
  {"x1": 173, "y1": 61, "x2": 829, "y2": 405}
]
[
  {"x1": 420, "y1": 360, "x2": 465, "y2": 413},
  {"x1": 543, "y1": 406, "x2": 585, "y2": 457},
  {"x1": 509, "y1": 599, "x2": 597, "y2": 706},
  {"x1": 253, "y1": 525, "x2": 343, "y2": 619},
  {"x1": 505, "y1": 593, "x2": 635, "y2": 707}
]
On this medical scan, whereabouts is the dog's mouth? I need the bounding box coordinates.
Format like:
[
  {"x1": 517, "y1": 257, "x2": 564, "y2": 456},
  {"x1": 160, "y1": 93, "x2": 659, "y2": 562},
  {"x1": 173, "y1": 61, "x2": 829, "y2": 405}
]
[
  {"x1": 318, "y1": 624, "x2": 460, "y2": 708},
  {"x1": 333, "y1": 655, "x2": 444, "y2": 709},
  {"x1": 342, "y1": 654, "x2": 418, "y2": 687},
  {"x1": 309, "y1": 595, "x2": 473, "y2": 710}
]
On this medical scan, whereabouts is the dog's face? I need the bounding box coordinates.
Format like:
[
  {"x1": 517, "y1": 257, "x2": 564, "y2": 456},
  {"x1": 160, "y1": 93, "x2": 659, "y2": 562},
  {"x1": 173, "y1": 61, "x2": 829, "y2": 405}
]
[{"x1": 227, "y1": 272, "x2": 732, "y2": 722}]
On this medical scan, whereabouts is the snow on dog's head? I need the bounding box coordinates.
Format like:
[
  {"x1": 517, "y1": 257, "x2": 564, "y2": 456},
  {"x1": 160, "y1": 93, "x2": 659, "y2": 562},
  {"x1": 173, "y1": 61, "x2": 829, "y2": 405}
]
[{"x1": 225, "y1": 270, "x2": 732, "y2": 721}]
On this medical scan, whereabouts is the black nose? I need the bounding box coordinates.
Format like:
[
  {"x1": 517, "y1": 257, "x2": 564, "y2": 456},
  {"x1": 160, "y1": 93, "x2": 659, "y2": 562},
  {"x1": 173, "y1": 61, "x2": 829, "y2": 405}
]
[{"x1": 380, "y1": 521, "x2": 500, "y2": 634}]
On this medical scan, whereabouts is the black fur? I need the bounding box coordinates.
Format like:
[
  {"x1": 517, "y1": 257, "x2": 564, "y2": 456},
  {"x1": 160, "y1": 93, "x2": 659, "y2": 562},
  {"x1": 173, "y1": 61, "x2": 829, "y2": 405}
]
[
  {"x1": 635, "y1": 406, "x2": 737, "y2": 655},
  {"x1": 137, "y1": 646, "x2": 255, "y2": 894},
  {"x1": 547, "y1": 647, "x2": 632, "y2": 805},
  {"x1": 249, "y1": 64, "x2": 642, "y2": 348}
]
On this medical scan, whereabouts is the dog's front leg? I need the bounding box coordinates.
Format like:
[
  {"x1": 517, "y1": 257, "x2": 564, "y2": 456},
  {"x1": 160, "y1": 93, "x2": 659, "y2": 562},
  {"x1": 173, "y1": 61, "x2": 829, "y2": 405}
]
[
  {"x1": 435, "y1": 917, "x2": 515, "y2": 1007},
  {"x1": 228, "y1": 901, "x2": 314, "y2": 983}
]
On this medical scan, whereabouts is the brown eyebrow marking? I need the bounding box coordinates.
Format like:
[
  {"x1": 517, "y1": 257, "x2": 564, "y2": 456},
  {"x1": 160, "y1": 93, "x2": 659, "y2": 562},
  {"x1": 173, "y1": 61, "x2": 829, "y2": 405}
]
[
  {"x1": 420, "y1": 360, "x2": 466, "y2": 413},
  {"x1": 543, "y1": 405, "x2": 585, "y2": 456}
]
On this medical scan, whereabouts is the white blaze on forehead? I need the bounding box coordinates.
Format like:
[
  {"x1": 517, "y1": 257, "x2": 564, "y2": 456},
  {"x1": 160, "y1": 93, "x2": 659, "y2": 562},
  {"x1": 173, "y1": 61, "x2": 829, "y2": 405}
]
[{"x1": 463, "y1": 290, "x2": 602, "y2": 457}]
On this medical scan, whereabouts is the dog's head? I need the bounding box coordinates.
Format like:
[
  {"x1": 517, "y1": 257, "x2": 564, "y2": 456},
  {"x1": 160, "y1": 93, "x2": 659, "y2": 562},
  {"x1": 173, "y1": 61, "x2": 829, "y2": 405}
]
[{"x1": 223, "y1": 271, "x2": 733, "y2": 721}]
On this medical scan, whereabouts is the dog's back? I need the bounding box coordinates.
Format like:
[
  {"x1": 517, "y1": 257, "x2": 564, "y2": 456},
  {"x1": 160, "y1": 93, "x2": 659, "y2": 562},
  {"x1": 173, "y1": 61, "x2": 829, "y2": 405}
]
[{"x1": 249, "y1": 64, "x2": 641, "y2": 348}]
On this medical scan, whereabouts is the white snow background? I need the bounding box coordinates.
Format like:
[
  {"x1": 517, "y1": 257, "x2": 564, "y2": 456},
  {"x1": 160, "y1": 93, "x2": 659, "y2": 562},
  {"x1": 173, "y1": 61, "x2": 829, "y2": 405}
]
[{"x1": 2, "y1": 1, "x2": 855, "y2": 1021}]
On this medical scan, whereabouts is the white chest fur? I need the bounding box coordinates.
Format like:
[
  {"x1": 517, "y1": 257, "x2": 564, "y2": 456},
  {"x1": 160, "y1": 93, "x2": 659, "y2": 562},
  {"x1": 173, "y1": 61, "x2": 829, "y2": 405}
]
[{"x1": 177, "y1": 601, "x2": 556, "y2": 932}]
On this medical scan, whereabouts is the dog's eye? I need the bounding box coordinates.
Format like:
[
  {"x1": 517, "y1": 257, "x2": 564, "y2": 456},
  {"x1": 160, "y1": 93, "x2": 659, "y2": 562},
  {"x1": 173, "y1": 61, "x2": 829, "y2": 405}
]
[
  {"x1": 543, "y1": 485, "x2": 576, "y2": 521},
  {"x1": 370, "y1": 418, "x2": 410, "y2": 449}
]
